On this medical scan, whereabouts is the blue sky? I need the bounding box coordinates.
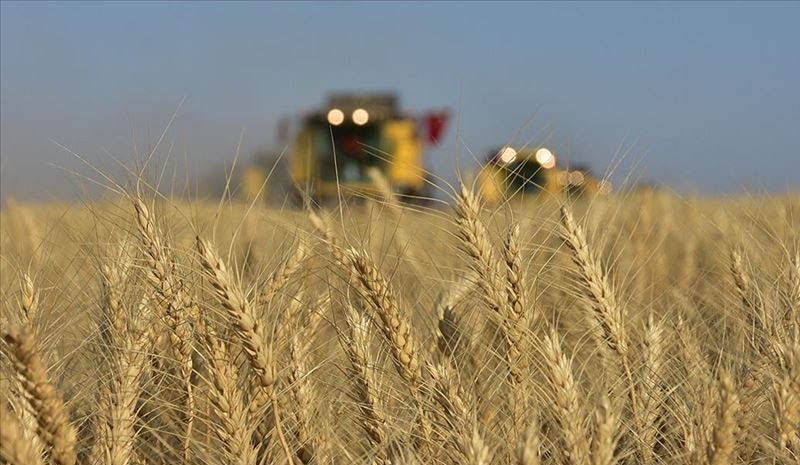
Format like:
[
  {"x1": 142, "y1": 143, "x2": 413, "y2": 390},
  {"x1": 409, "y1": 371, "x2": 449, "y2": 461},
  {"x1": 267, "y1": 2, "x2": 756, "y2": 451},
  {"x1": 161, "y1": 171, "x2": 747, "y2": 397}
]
[{"x1": 1, "y1": 1, "x2": 798, "y2": 200}]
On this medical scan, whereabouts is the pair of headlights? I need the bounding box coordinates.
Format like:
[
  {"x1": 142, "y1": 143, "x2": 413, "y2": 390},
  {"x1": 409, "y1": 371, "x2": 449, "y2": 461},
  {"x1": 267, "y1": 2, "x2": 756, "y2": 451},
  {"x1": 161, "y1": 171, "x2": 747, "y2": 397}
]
[
  {"x1": 327, "y1": 108, "x2": 369, "y2": 126},
  {"x1": 498, "y1": 147, "x2": 557, "y2": 170}
]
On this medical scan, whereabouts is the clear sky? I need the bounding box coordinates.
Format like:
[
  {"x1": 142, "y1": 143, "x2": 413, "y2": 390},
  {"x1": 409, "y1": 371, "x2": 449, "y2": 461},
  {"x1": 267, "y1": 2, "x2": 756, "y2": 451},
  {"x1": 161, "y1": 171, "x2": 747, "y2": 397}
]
[{"x1": 2, "y1": 1, "x2": 798, "y2": 201}]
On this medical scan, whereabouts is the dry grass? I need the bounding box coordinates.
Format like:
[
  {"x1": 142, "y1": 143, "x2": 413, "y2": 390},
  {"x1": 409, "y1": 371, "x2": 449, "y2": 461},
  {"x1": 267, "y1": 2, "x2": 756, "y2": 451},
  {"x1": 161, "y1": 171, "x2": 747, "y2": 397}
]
[{"x1": 1, "y1": 179, "x2": 799, "y2": 465}]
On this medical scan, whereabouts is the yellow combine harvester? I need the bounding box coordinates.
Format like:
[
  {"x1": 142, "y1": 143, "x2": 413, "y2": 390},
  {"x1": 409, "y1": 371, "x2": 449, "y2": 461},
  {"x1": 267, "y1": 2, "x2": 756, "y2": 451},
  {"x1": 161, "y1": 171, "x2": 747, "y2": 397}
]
[
  {"x1": 478, "y1": 146, "x2": 611, "y2": 203},
  {"x1": 287, "y1": 93, "x2": 437, "y2": 202}
]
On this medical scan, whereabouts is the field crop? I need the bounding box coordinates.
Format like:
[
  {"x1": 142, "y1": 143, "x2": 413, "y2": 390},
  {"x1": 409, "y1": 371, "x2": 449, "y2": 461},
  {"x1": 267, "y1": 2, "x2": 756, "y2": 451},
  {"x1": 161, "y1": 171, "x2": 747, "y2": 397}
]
[{"x1": 1, "y1": 180, "x2": 798, "y2": 465}]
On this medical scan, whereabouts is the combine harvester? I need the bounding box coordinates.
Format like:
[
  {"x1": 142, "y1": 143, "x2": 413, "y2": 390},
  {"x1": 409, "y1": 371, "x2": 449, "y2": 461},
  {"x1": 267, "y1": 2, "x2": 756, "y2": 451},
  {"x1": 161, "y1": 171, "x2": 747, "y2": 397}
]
[
  {"x1": 477, "y1": 146, "x2": 612, "y2": 203},
  {"x1": 243, "y1": 93, "x2": 449, "y2": 204},
  {"x1": 243, "y1": 93, "x2": 607, "y2": 205}
]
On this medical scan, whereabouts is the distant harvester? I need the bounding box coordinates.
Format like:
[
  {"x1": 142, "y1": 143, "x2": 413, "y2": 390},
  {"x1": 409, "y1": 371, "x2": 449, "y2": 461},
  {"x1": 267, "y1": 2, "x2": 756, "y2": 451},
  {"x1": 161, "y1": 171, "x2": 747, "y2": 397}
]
[{"x1": 477, "y1": 146, "x2": 612, "y2": 203}]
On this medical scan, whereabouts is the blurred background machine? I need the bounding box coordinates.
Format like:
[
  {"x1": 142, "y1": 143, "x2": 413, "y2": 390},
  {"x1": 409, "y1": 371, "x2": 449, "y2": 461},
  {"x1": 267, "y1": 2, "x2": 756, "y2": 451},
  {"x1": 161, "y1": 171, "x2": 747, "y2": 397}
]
[
  {"x1": 243, "y1": 92, "x2": 449, "y2": 204},
  {"x1": 477, "y1": 146, "x2": 611, "y2": 203}
]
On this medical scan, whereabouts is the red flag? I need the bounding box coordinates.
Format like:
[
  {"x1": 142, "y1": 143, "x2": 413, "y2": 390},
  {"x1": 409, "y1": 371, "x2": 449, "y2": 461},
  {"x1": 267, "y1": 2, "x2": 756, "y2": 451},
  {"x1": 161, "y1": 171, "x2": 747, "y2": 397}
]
[{"x1": 424, "y1": 111, "x2": 449, "y2": 145}]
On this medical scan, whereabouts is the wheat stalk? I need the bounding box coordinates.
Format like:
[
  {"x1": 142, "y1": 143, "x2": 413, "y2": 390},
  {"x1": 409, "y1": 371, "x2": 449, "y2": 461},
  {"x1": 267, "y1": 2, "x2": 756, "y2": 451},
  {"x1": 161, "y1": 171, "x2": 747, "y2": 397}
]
[
  {"x1": 366, "y1": 166, "x2": 424, "y2": 278},
  {"x1": 674, "y1": 314, "x2": 715, "y2": 460}
]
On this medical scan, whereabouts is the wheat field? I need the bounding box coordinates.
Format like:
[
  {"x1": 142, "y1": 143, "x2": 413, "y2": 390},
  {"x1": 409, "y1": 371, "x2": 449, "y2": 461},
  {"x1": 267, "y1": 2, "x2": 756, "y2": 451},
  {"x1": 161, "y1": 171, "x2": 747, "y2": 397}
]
[{"x1": 1, "y1": 180, "x2": 798, "y2": 465}]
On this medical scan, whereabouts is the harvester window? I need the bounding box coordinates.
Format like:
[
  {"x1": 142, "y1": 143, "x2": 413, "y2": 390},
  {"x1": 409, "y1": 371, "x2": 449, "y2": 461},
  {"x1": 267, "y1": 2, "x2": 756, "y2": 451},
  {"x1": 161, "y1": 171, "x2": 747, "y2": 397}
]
[
  {"x1": 506, "y1": 160, "x2": 547, "y2": 192},
  {"x1": 314, "y1": 124, "x2": 384, "y2": 183}
]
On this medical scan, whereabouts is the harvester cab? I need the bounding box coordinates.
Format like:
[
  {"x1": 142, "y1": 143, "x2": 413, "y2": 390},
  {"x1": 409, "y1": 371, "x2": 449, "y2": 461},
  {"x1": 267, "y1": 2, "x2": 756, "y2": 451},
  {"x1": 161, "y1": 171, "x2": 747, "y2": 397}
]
[{"x1": 478, "y1": 146, "x2": 611, "y2": 203}]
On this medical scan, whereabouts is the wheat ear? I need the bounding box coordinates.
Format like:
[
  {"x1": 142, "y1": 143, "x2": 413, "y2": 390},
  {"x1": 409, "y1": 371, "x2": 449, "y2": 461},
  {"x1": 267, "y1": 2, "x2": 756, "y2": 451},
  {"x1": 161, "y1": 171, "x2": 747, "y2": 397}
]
[
  {"x1": 427, "y1": 361, "x2": 477, "y2": 462},
  {"x1": 453, "y1": 184, "x2": 508, "y2": 318},
  {"x1": 516, "y1": 418, "x2": 541, "y2": 465},
  {"x1": 132, "y1": 196, "x2": 195, "y2": 460},
  {"x1": 773, "y1": 341, "x2": 800, "y2": 451},
  {"x1": 287, "y1": 311, "x2": 326, "y2": 464},
  {"x1": 454, "y1": 185, "x2": 527, "y2": 432},
  {"x1": 464, "y1": 428, "x2": 491, "y2": 465},
  {"x1": 730, "y1": 247, "x2": 774, "y2": 350},
  {"x1": 19, "y1": 273, "x2": 39, "y2": 323},
  {"x1": 341, "y1": 305, "x2": 390, "y2": 462},
  {"x1": 346, "y1": 248, "x2": 434, "y2": 455},
  {"x1": 308, "y1": 210, "x2": 345, "y2": 264},
  {"x1": 11, "y1": 274, "x2": 46, "y2": 459},
  {"x1": 559, "y1": 205, "x2": 640, "y2": 438},
  {"x1": 0, "y1": 402, "x2": 45, "y2": 465},
  {"x1": 707, "y1": 371, "x2": 739, "y2": 465},
  {"x1": 257, "y1": 241, "x2": 308, "y2": 307},
  {"x1": 638, "y1": 314, "x2": 665, "y2": 465},
  {"x1": 502, "y1": 223, "x2": 532, "y2": 430},
  {"x1": 783, "y1": 252, "x2": 800, "y2": 325},
  {"x1": 95, "y1": 293, "x2": 151, "y2": 465},
  {"x1": 591, "y1": 396, "x2": 619, "y2": 465},
  {"x1": 199, "y1": 320, "x2": 257, "y2": 465},
  {"x1": 542, "y1": 329, "x2": 590, "y2": 465},
  {"x1": 195, "y1": 236, "x2": 295, "y2": 464},
  {"x1": 346, "y1": 249, "x2": 422, "y2": 385},
  {"x1": 3, "y1": 326, "x2": 77, "y2": 465},
  {"x1": 98, "y1": 242, "x2": 133, "y2": 346}
]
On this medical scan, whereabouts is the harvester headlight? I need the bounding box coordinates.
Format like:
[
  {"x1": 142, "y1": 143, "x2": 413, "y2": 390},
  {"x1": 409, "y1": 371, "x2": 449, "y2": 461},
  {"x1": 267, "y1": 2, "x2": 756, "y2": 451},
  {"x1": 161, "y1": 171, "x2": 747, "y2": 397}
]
[
  {"x1": 352, "y1": 108, "x2": 369, "y2": 125},
  {"x1": 499, "y1": 147, "x2": 517, "y2": 164},
  {"x1": 535, "y1": 148, "x2": 556, "y2": 169},
  {"x1": 327, "y1": 108, "x2": 345, "y2": 126}
]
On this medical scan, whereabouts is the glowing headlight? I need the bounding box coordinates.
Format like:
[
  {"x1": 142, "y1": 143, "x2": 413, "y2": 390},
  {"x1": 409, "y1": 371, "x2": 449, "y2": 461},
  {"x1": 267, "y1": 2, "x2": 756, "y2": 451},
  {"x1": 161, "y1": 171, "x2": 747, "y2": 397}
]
[
  {"x1": 499, "y1": 147, "x2": 517, "y2": 164},
  {"x1": 327, "y1": 108, "x2": 345, "y2": 126},
  {"x1": 535, "y1": 148, "x2": 556, "y2": 169},
  {"x1": 352, "y1": 108, "x2": 369, "y2": 125}
]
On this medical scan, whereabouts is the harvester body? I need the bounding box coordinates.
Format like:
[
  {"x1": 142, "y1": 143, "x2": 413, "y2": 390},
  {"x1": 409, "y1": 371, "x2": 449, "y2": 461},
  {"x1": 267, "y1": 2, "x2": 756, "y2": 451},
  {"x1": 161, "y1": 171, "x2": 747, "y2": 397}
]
[
  {"x1": 478, "y1": 147, "x2": 610, "y2": 203},
  {"x1": 289, "y1": 93, "x2": 427, "y2": 200}
]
